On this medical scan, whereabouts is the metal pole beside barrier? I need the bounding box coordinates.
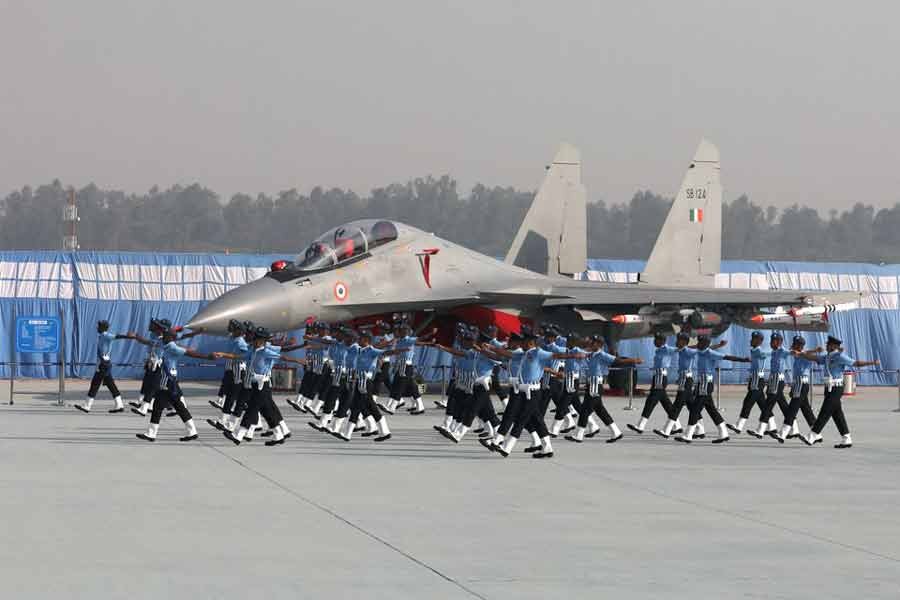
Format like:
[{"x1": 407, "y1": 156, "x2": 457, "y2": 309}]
[
  {"x1": 8, "y1": 310, "x2": 14, "y2": 405},
  {"x1": 623, "y1": 368, "x2": 634, "y2": 410},
  {"x1": 715, "y1": 368, "x2": 722, "y2": 410},
  {"x1": 894, "y1": 369, "x2": 900, "y2": 413},
  {"x1": 58, "y1": 309, "x2": 65, "y2": 406}
]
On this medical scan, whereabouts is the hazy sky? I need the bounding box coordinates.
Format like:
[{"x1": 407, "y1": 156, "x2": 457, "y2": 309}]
[{"x1": 3, "y1": 1, "x2": 899, "y2": 211}]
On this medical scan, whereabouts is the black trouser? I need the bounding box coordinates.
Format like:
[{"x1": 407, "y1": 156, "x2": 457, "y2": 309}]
[
  {"x1": 217, "y1": 369, "x2": 232, "y2": 398},
  {"x1": 321, "y1": 375, "x2": 344, "y2": 415},
  {"x1": 472, "y1": 385, "x2": 500, "y2": 428},
  {"x1": 315, "y1": 365, "x2": 333, "y2": 400},
  {"x1": 150, "y1": 379, "x2": 191, "y2": 425},
  {"x1": 222, "y1": 370, "x2": 246, "y2": 415},
  {"x1": 349, "y1": 379, "x2": 382, "y2": 424},
  {"x1": 640, "y1": 380, "x2": 673, "y2": 420},
  {"x1": 239, "y1": 381, "x2": 283, "y2": 430},
  {"x1": 738, "y1": 379, "x2": 768, "y2": 419},
  {"x1": 783, "y1": 384, "x2": 815, "y2": 428},
  {"x1": 334, "y1": 382, "x2": 354, "y2": 418},
  {"x1": 761, "y1": 380, "x2": 790, "y2": 423},
  {"x1": 299, "y1": 370, "x2": 318, "y2": 398},
  {"x1": 390, "y1": 364, "x2": 422, "y2": 401},
  {"x1": 811, "y1": 386, "x2": 849, "y2": 435},
  {"x1": 446, "y1": 385, "x2": 464, "y2": 418},
  {"x1": 88, "y1": 360, "x2": 120, "y2": 398},
  {"x1": 491, "y1": 367, "x2": 508, "y2": 401},
  {"x1": 689, "y1": 382, "x2": 725, "y2": 426},
  {"x1": 539, "y1": 378, "x2": 564, "y2": 418},
  {"x1": 498, "y1": 388, "x2": 524, "y2": 436},
  {"x1": 511, "y1": 388, "x2": 549, "y2": 439},
  {"x1": 578, "y1": 389, "x2": 614, "y2": 428},
  {"x1": 668, "y1": 379, "x2": 694, "y2": 421},
  {"x1": 373, "y1": 362, "x2": 392, "y2": 396},
  {"x1": 450, "y1": 388, "x2": 472, "y2": 423},
  {"x1": 556, "y1": 386, "x2": 583, "y2": 421},
  {"x1": 140, "y1": 365, "x2": 161, "y2": 399}
]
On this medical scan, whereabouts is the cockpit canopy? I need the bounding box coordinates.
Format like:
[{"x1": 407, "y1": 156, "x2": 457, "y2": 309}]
[{"x1": 291, "y1": 220, "x2": 399, "y2": 274}]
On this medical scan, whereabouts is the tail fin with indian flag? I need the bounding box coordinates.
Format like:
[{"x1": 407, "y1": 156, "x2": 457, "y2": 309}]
[{"x1": 639, "y1": 139, "x2": 722, "y2": 288}]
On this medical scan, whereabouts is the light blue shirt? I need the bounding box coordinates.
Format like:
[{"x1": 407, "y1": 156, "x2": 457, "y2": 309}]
[
  {"x1": 819, "y1": 351, "x2": 855, "y2": 379},
  {"x1": 565, "y1": 346, "x2": 585, "y2": 375},
  {"x1": 97, "y1": 331, "x2": 116, "y2": 360},
  {"x1": 162, "y1": 341, "x2": 187, "y2": 373},
  {"x1": 474, "y1": 351, "x2": 500, "y2": 379},
  {"x1": 250, "y1": 344, "x2": 281, "y2": 376},
  {"x1": 697, "y1": 348, "x2": 727, "y2": 378},
  {"x1": 356, "y1": 345, "x2": 386, "y2": 373},
  {"x1": 769, "y1": 347, "x2": 790, "y2": 373},
  {"x1": 653, "y1": 344, "x2": 677, "y2": 369},
  {"x1": 520, "y1": 348, "x2": 555, "y2": 384},
  {"x1": 395, "y1": 336, "x2": 418, "y2": 364},
  {"x1": 750, "y1": 345, "x2": 771, "y2": 372},
  {"x1": 677, "y1": 347, "x2": 697, "y2": 373},
  {"x1": 508, "y1": 348, "x2": 525, "y2": 379},
  {"x1": 344, "y1": 343, "x2": 360, "y2": 371},
  {"x1": 329, "y1": 342, "x2": 348, "y2": 367},
  {"x1": 792, "y1": 355, "x2": 813, "y2": 379},
  {"x1": 585, "y1": 350, "x2": 616, "y2": 377},
  {"x1": 231, "y1": 336, "x2": 249, "y2": 354}
]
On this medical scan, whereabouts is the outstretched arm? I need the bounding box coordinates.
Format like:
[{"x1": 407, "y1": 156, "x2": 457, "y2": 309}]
[
  {"x1": 280, "y1": 357, "x2": 307, "y2": 366},
  {"x1": 177, "y1": 328, "x2": 204, "y2": 341},
  {"x1": 126, "y1": 333, "x2": 152, "y2": 346},
  {"x1": 613, "y1": 357, "x2": 643, "y2": 366},
  {"x1": 724, "y1": 355, "x2": 751, "y2": 363},
  {"x1": 854, "y1": 358, "x2": 880, "y2": 368},
  {"x1": 184, "y1": 348, "x2": 215, "y2": 360},
  {"x1": 432, "y1": 343, "x2": 466, "y2": 358}
]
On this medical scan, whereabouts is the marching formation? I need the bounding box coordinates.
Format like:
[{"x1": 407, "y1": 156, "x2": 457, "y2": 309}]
[{"x1": 74, "y1": 317, "x2": 879, "y2": 454}]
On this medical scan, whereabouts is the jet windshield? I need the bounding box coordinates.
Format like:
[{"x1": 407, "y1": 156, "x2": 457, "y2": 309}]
[{"x1": 291, "y1": 220, "x2": 399, "y2": 273}]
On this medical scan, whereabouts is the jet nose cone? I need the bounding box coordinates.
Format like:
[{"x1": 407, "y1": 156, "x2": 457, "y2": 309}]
[{"x1": 187, "y1": 276, "x2": 293, "y2": 333}]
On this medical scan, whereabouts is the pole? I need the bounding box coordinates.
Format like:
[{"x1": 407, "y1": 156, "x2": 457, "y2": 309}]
[
  {"x1": 624, "y1": 367, "x2": 634, "y2": 410},
  {"x1": 8, "y1": 309, "x2": 15, "y2": 405},
  {"x1": 58, "y1": 309, "x2": 65, "y2": 406},
  {"x1": 715, "y1": 367, "x2": 722, "y2": 410},
  {"x1": 894, "y1": 369, "x2": 900, "y2": 413}
]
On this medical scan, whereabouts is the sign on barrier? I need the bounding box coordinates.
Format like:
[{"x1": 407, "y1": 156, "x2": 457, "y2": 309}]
[{"x1": 15, "y1": 316, "x2": 61, "y2": 354}]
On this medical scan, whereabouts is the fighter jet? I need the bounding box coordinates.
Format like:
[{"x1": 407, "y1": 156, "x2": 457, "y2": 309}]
[{"x1": 187, "y1": 140, "x2": 861, "y2": 340}]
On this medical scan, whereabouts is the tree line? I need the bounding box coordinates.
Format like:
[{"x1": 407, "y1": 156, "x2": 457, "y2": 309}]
[{"x1": 1, "y1": 178, "x2": 898, "y2": 263}]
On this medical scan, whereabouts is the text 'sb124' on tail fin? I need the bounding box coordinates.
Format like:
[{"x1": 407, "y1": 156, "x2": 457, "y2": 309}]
[
  {"x1": 640, "y1": 139, "x2": 722, "y2": 288},
  {"x1": 504, "y1": 143, "x2": 587, "y2": 277}
]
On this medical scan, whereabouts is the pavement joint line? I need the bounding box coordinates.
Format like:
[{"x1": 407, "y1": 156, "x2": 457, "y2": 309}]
[
  {"x1": 551, "y1": 460, "x2": 900, "y2": 565},
  {"x1": 202, "y1": 442, "x2": 490, "y2": 600}
]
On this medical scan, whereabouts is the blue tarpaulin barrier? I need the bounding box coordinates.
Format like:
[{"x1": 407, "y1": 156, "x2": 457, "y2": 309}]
[{"x1": 1, "y1": 251, "x2": 898, "y2": 384}]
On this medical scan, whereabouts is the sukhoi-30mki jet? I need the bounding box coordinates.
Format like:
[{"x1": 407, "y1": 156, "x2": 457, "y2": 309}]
[{"x1": 188, "y1": 140, "x2": 861, "y2": 340}]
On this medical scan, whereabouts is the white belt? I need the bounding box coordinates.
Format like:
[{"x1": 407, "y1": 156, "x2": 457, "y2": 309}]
[
  {"x1": 149, "y1": 357, "x2": 162, "y2": 370},
  {"x1": 356, "y1": 371, "x2": 374, "y2": 393},
  {"x1": 101, "y1": 354, "x2": 111, "y2": 362},
  {"x1": 251, "y1": 373, "x2": 270, "y2": 386},
  {"x1": 587, "y1": 375, "x2": 604, "y2": 396},
  {"x1": 517, "y1": 382, "x2": 540, "y2": 399},
  {"x1": 565, "y1": 371, "x2": 579, "y2": 393},
  {"x1": 654, "y1": 368, "x2": 668, "y2": 377},
  {"x1": 475, "y1": 375, "x2": 492, "y2": 390},
  {"x1": 825, "y1": 377, "x2": 844, "y2": 391}
]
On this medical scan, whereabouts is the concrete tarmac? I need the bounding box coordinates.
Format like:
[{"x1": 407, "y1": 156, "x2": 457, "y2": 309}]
[{"x1": 2, "y1": 379, "x2": 899, "y2": 599}]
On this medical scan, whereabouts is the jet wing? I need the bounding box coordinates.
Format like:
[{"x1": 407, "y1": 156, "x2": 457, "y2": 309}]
[{"x1": 538, "y1": 282, "x2": 862, "y2": 308}]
